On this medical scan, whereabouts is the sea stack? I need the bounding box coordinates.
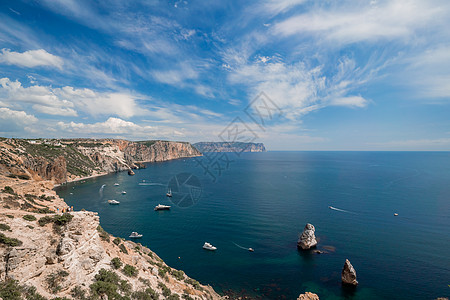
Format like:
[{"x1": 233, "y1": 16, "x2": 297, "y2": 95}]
[
  {"x1": 297, "y1": 223, "x2": 318, "y2": 250},
  {"x1": 341, "y1": 259, "x2": 358, "y2": 286},
  {"x1": 297, "y1": 292, "x2": 319, "y2": 300}
]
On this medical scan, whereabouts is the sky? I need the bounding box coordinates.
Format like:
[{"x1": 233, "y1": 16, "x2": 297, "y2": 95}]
[{"x1": 0, "y1": 0, "x2": 449, "y2": 151}]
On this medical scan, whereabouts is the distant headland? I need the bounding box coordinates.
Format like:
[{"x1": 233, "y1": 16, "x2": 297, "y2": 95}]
[{"x1": 193, "y1": 142, "x2": 266, "y2": 153}]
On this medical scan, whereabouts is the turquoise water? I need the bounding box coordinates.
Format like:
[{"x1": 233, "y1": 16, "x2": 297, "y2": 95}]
[{"x1": 56, "y1": 152, "x2": 450, "y2": 299}]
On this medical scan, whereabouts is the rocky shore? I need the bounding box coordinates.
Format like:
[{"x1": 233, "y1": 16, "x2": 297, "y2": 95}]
[{"x1": 0, "y1": 175, "x2": 221, "y2": 299}]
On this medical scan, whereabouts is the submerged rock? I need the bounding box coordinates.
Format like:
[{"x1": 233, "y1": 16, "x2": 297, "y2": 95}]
[
  {"x1": 297, "y1": 292, "x2": 319, "y2": 300},
  {"x1": 297, "y1": 223, "x2": 318, "y2": 250},
  {"x1": 341, "y1": 259, "x2": 358, "y2": 286}
]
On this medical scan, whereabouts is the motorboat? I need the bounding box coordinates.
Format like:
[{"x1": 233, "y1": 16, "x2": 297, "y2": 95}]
[
  {"x1": 203, "y1": 242, "x2": 217, "y2": 251},
  {"x1": 108, "y1": 200, "x2": 120, "y2": 205},
  {"x1": 154, "y1": 204, "x2": 171, "y2": 211},
  {"x1": 166, "y1": 188, "x2": 172, "y2": 197},
  {"x1": 121, "y1": 191, "x2": 126, "y2": 194},
  {"x1": 394, "y1": 213, "x2": 399, "y2": 216},
  {"x1": 114, "y1": 183, "x2": 120, "y2": 186},
  {"x1": 248, "y1": 248, "x2": 254, "y2": 252},
  {"x1": 129, "y1": 232, "x2": 143, "y2": 238}
]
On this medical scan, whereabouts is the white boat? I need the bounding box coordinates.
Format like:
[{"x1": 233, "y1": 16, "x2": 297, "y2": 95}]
[
  {"x1": 154, "y1": 204, "x2": 171, "y2": 211},
  {"x1": 121, "y1": 191, "x2": 126, "y2": 194},
  {"x1": 129, "y1": 232, "x2": 143, "y2": 238},
  {"x1": 166, "y1": 188, "x2": 172, "y2": 197},
  {"x1": 203, "y1": 242, "x2": 217, "y2": 251},
  {"x1": 108, "y1": 200, "x2": 120, "y2": 205},
  {"x1": 248, "y1": 248, "x2": 254, "y2": 252},
  {"x1": 114, "y1": 183, "x2": 119, "y2": 186}
]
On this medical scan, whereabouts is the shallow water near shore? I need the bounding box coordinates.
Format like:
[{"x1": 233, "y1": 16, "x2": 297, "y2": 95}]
[{"x1": 56, "y1": 151, "x2": 450, "y2": 299}]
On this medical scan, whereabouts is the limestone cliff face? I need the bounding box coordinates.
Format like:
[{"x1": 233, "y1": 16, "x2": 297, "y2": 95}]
[
  {"x1": 125, "y1": 141, "x2": 202, "y2": 162},
  {"x1": 0, "y1": 138, "x2": 201, "y2": 184}
]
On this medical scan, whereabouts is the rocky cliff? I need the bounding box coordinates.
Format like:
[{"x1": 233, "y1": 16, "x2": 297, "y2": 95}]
[
  {"x1": 193, "y1": 142, "x2": 266, "y2": 153},
  {"x1": 0, "y1": 138, "x2": 201, "y2": 184},
  {"x1": 0, "y1": 175, "x2": 220, "y2": 299}
]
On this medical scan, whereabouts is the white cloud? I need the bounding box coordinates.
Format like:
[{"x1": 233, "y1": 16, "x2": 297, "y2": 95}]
[
  {"x1": 330, "y1": 96, "x2": 368, "y2": 108},
  {"x1": 273, "y1": 0, "x2": 445, "y2": 45},
  {"x1": 0, "y1": 78, "x2": 147, "y2": 118},
  {"x1": 0, "y1": 49, "x2": 63, "y2": 69},
  {"x1": 0, "y1": 107, "x2": 37, "y2": 134},
  {"x1": 57, "y1": 117, "x2": 150, "y2": 134}
]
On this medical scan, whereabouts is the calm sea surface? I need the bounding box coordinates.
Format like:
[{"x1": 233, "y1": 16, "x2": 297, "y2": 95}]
[{"x1": 56, "y1": 152, "x2": 450, "y2": 299}]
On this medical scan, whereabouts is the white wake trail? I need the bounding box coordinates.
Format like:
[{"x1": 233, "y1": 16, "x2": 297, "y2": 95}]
[{"x1": 328, "y1": 206, "x2": 357, "y2": 214}]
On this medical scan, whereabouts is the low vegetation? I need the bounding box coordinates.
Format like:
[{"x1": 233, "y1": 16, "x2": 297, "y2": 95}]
[
  {"x1": 122, "y1": 264, "x2": 138, "y2": 277},
  {"x1": 0, "y1": 233, "x2": 23, "y2": 247},
  {"x1": 46, "y1": 270, "x2": 69, "y2": 294},
  {"x1": 0, "y1": 223, "x2": 11, "y2": 231},
  {"x1": 97, "y1": 225, "x2": 110, "y2": 242},
  {"x1": 111, "y1": 257, "x2": 122, "y2": 269},
  {"x1": 2, "y1": 186, "x2": 15, "y2": 195},
  {"x1": 23, "y1": 214, "x2": 37, "y2": 221}
]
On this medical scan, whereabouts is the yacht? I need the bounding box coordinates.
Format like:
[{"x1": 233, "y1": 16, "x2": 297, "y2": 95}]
[
  {"x1": 108, "y1": 200, "x2": 120, "y2": 205},
  {"x1": 129, "y1": 232, "x2": 143, "y2": 238},
  {"x1": 166, "y1": 188, "x2": 172, "y2": 197},
  {"x1": 154, "y1": 204, "x2": 171, "y2": 211},
  {"x1": 203, "y1": 242, "x2": 217, "y2": 251}
]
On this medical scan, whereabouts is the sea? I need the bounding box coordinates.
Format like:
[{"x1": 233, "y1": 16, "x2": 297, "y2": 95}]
[{"x1": 55, "y1": 151, "x2": 450, "y2": 299}]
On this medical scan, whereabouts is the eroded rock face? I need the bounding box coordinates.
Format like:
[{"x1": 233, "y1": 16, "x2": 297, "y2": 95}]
[
  {"x1": 297, "y1": 223, "x2": 318, "y2": 250},
  {"x1": 342, "y1": 259, "x2": 358, "y2": 286},
  {"x1": 297, "y1": 292, "x2": 320, "y2": 300}
]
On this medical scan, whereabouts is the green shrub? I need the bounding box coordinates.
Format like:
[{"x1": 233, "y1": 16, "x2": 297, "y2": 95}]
[
  {"x1": 35, "y1": 207, "x2": 53, "y2": 214},
  {"x1": 158, "y1": 282, "x2": 171, "y2": 297},
  {"x1": 2, "y1": 186, "x2": 15, "y2": 195},
  {"x1": 0, "y1": 233, "x2": 23, "y2": 247},
  {"x1": 23, "y1": 285, "x2": 47, "y2": 300},
  {"x1": 6, "y1": 214, "x2": 14, "y2": 218},
  {"x1": 182, "y1": 293, "x2": 194, "y2": 300},
  {"x1": 0, "y1": 223, "x2": 11, "y2": 231},
  {"x1": 23, "y1": 214, "x2": 37, "y2": 221},
  {"x1": 46, "y1": 270, "x2": 69, "y2": 294},
  {"x1": 97, "y1": 225, "x2": 110, "y2": 242},
  {"x1": 26, "y1": 225, "x2": 34, "y2": 229},
  {"x1": 171, "y1": 269, "x2": 185, "y2": 281},
  {"x1": 38, "y1": 216, "x2": 53, "y2": 226},
  {"x1": 184, "y1": 278, "x2": 202, "y2": 291},
  {"x1": 167, "y1": 294, "x2": 180, "y2": 300},
  {"x1": 119, "y1": 279, "x2": 131, "y2": 293},
  {"x1": 90, "y1": 269, "x2": 120, "y2": 299},
  {"x1": 53, "y1": 213, "x2": 73, "y2": 226},
  {"x1": 0, "y1": 279, "x2": 22, "y2": 300},
  {"x1": 111, "y1": 257, "x2": 122, "y2": 269},
  {"x1": 71, "y1": 286, "x2": 87, "y2": 300},
  {"x1": 131, "y1": 287, "x2": 159, "y2": 300},
  {"x1": 113, "y1": 237, "x2": 121, "y2": 245},
  {"x1": 119, "y1": 243, "x2": 128, "y2": 254},
  {"x1": 122, "y1": 264, "x2": 138, "y2": 277}
]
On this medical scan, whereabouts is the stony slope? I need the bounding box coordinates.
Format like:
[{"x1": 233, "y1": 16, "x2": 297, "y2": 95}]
[{"x1": 0, "y1": 138, "x2": 201, "y2": 184}]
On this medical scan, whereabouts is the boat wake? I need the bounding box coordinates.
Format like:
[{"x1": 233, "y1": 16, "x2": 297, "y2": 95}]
[
  {"x1": 328, "y1": 206, "x2": 357, "y2": 214},
  {"x1": 233, "y1": 242, "x2": 253, "y2": 251},
  {"x1": 138, "y1": 183, "x2": 165, "y2": 186},
  {"x1": 99, "y1": 184, "x2": 106, "y2": 198}
]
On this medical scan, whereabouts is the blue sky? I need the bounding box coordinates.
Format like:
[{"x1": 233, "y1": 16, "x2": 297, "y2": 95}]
[{"x1": 0, "y1": 0, "x2": 449, "y2": 150}]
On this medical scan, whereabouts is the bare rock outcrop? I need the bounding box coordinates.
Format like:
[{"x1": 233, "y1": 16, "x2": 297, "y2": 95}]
[
  {"x1": 342, "y1": 259, "x2": 358, "y2": 286},
  {"x1": 297, "y1": 292, "x2": 320, "y2": 300},
  {"x1": 297, "y1": 223, "x2": 318, "y2": 250}
]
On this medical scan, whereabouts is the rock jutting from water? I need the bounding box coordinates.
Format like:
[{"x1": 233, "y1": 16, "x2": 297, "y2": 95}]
[
  {"x1": 297, "y1": 223, "x2": 318, "y2": 250},
  {"x1": 297, "y1": 292, "x2": 320, "y2": 299},
  {"x1": 341, "y1": 259, "x2": 358, "y2": 286}
]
